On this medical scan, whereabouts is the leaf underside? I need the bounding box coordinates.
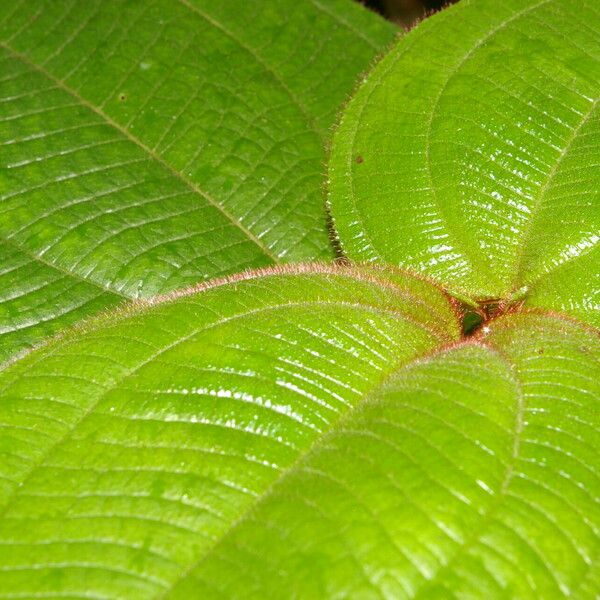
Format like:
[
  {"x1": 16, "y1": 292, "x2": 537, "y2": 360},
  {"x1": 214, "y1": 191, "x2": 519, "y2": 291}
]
[
  {"x1": 0, "y1": 266, "x2": 598, "y2": 599},
  {"x1": 328, "y1": 0, "x2": 599, "y2": 327},
  {"x1": 0, "y1": 0, "x2": 396, "y2": 365}
]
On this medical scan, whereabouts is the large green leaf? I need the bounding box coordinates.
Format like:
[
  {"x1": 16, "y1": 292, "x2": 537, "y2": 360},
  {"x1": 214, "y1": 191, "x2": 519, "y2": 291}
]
[
  {"x1": 328, "y1": 0, "x2": 599, "y2": 326},
  {"x1": 0, "y1": 0, "x2": 396, "y2": 365},
  {"x1": 0, "y1": 266, "x2": 597, "y2": 598}
]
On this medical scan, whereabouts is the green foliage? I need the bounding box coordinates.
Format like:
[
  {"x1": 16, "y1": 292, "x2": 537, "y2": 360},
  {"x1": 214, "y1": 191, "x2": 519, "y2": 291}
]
[
  {"x1": 328, "y1": 0, "x2": 599, "y2": 327},
  {"x1": 0, "y1": 0, "x2": 598, "y2": 598},
  {"x1": 0, "y1": 0, "x2": 395, "y2": 364},
  {"x1": 0, "y1": 266, "x2": 598, "y2": 598}
]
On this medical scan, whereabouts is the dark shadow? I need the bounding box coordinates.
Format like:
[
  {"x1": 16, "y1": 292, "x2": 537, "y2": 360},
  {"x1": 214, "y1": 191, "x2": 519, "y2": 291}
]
[{"x1": 359, "y1": 0, "x2": 458, "y2": 28}]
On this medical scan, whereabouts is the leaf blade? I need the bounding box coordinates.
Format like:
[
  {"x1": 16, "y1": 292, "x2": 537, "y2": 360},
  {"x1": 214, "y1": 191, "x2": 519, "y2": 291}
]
[
  {"x1": 0, "y1": 0, "x2": 396, "y2": 363},
  {"x1": 0, "y1": 268, "x2": 597, "y2": 598},
  {"x1": 328, "y1": 0, "x2": 599, "y2": 325},
  {"x1": 0, "y1": 266, "x2": 458, "y2": 598},
  {"x1": 168, "y1": 313, "x2": 600, "y2": 599}
]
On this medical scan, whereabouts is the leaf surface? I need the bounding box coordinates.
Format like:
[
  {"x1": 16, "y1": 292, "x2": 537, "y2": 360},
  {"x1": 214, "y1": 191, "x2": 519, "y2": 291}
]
[
  {"x1": 328, "y1": 0, "x2": 599, "y2": 326},
  {"x1": 0, "y1": 0, "x2": 396, "y2": 364},
  {"x1": 0, "y1": 266, "x2": 597, "y2": 598}
]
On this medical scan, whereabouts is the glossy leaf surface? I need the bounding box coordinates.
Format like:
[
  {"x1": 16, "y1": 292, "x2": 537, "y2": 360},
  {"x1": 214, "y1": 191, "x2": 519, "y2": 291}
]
[
  {"x1": 0, "y1": 266, "x2": 597, "y2": 598},
  {"x1": 0, "y1": 0, "x2": 396, "y2": 364},
  {"x1": 328, "y1": 0, "x2": 599, "y2": 326}
]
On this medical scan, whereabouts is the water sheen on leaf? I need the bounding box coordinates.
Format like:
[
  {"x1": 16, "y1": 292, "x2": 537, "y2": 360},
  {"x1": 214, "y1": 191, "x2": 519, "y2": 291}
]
[
  {"x1": 0, "y1": 0, "x2": 396, "y2": 365},
  {"x1": 0, "y1": 265, "x2": 597, "y2": 598},
  {"x1": 328, "y1": 0, "x2": 599, "y2": 327}
]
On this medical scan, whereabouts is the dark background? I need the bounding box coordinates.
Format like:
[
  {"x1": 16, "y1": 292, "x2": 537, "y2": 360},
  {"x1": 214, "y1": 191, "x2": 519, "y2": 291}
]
[{"x1": 360, "y1": 0, "x2": 457, "y2": 28}]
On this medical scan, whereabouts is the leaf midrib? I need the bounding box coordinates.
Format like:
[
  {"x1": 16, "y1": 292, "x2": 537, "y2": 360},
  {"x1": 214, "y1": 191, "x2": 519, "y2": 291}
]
[{"x1": 0, "y1": 41, "x2": 279, "y2": 263}]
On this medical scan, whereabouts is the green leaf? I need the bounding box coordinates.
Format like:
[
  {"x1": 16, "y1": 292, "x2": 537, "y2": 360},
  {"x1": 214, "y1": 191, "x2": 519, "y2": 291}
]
[
  {"x1": 0, "y1": 266, "x2": 597, "y2": 598},
  {"x1": 0, "y1": 0, "x2": 396, "y2": 365},
  {"x1": 328, "y1": 0, "x2": 599, "y2": 327}
]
